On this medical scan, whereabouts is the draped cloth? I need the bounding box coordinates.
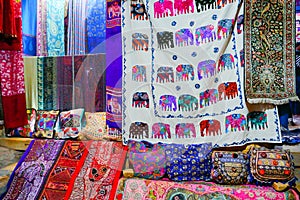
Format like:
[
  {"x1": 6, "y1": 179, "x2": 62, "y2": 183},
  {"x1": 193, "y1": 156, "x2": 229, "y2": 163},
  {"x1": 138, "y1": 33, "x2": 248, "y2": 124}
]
[
  {"x1": 36, "y1": 0, "x2": 48, "y2": 56},
  {"x1": 245, "y1": 0, "x2": 298, "y2": 104},
  {"x1": 122, "y1": 0, "x2": 281, "y2": 147},
  {"x1": 24, "y1": 57, "x2": 38, "y2": 109}
]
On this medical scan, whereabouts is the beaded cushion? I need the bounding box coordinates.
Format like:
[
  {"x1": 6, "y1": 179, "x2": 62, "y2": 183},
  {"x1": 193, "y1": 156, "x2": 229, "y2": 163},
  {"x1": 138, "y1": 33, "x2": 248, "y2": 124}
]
[
  {"x1": 249, "y1": 147, "x2": 295, "y2": 185},
  {"x1": 211, "y1": 151, "x2": 250, "y2": 185},
  {"x1": 128, "y1": 140, "x2": 166, "y2": 179},
  {"x1": 33, "y1": 110, "x2": 60, "y2": 138},
  {"x1": 165, "y1": 143, "x2": 212, "y2": 181}
]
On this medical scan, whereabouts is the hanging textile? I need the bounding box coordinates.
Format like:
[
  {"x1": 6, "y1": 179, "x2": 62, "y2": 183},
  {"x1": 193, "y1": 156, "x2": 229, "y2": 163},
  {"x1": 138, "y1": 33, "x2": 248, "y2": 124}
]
[
  {"x1": 86, "y1": 0, "x2": 106, "y2": 53},
  {"x1": 106, "y1": 0, "x2": 122, "y2": 140},
  {"x1": 46, "y1": 0, "x2": 65, "y2": 56},
  {"x1": 0, "y1": 0, "x2": 27, "y2": 129},
  {"x1": 24, "y1": 57, "x2": 38, "y2": 109},
  {"x1": 67, "y1": 0, "x2": 88, "y2": 55},
  {"x1": 22, "y1": 0, "x2": 37, "y2": 56},
  {"x1": 36, "y1": 0, "x2": 48, "y2": 56},
  {"x1": 122, "y1": 0, "x2": 282, "y2": 147},
  {"x1": 245, "y1": 0, "x2": 298, "y2": 104}
]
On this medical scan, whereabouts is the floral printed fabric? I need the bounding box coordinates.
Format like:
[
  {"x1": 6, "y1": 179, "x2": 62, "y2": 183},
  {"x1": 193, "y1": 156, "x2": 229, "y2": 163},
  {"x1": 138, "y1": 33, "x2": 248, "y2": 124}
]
[
  {"x1": 80, "y1": 112, "x2": 107, "y2": 140},
  {"x1": 34, "y1": 110, "x2": 60, "y2": 138}
]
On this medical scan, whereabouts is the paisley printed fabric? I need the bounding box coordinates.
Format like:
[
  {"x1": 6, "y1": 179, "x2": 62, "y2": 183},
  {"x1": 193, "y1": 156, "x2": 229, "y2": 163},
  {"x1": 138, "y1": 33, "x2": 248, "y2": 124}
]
[
  {"x1": 165, "y1": 143, "x2": 212, "y2": 181},
  {"x1": 245, "y1": 0, "x2": 298, "y2": 104},
  {"x1": 34, "y1": 110, "x2": 60, "y2": 138},
  {"x1": 122, "y1": 178, "x2": 299, "y2": 200},
  {"x1": 122, "y1": 0, "x2": 282, "y2": 146},
  {"x1": 128, "y1": 140, "x2": 166, "y2": 179}
]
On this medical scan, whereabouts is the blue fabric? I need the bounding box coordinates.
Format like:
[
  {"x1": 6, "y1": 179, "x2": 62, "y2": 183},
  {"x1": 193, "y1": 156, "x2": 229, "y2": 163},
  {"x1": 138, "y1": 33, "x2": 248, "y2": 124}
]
[
  {"x1": 22, "y1": 0, "x2": 37, "y2": 55},
  {"x1": 165, "y1": 143, "x2": 212, "y2": 181}
]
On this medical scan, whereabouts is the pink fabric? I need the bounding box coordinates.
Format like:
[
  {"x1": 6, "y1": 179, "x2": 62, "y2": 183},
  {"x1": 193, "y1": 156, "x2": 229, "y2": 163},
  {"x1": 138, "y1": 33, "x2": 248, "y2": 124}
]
[{"x1": 36, "y1": 0, "x2": 48, "y2": 56}]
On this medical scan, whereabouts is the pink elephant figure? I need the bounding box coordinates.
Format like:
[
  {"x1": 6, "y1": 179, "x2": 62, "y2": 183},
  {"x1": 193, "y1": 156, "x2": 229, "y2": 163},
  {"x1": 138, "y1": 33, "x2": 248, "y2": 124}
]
[
  {"x1": 152, "y1": 122, "x2": 171, "y2": 139},
  {"x1": 174, "y1": 0, "x2": 194, "y2": 15},
  {"x1": 175, "y1": 123, "x2": 196, "y2": 138},
  {"x1": 154, "y1": 0, "x2": 174, "y2": 18},
  {"x1": 225, "y1": 114, "x2": 247, "y2": 133},
  {"x1": 199, "y1": 89, "x2": 218, "y2": 108}
]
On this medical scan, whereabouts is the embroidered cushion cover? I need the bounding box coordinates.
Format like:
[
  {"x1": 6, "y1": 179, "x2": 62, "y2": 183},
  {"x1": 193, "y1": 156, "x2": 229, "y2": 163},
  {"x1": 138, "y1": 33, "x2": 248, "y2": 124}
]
[
  {"x1": 80, "y1": 112, "x2": 107, "y2": 140},
  {"x1": 211, "y1": 150, "x2": 250, "y2": 185},
  {"x1": 165, "y1": 143, "x2": 212, "y2": 181},
  {"x1": 33, "y1": 110, "x2": 59, "y2": 138}
]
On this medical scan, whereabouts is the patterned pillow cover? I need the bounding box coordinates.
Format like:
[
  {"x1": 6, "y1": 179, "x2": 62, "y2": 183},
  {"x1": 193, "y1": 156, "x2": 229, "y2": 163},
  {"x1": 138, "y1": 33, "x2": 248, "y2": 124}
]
[
  {"x1": 6, "y1": 108, "x2": 37, "y2": 137},
  {"x1": 249, "y1": 146, "x2": 296, "y2": 189},
  {"x1": 165, "y1": 143, "x2": 212, "y2": 181},
  {"x1": 56, "y1": 108, "x2": 85, "y2": 139},
  {"x1": 128, "y1": 140, "x2": 166, "y2": 179},
  {"x1": 211, "y1": 150, "x2": 250, "y2": 185},
  {"x1": 80, "y1": 112, "x2": 107, "y2": 140},
  {"x1": 33, "y1": 110, "x2": 60, "y2": 138}
]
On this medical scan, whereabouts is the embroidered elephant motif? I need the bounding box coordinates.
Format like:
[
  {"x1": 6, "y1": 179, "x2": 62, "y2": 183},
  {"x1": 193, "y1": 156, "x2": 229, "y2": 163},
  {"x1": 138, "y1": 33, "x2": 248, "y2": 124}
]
[
  {"x1": 178, "y1": 94, "x2": 198, "y2": 111},
  {"x1": 157, "y1": 31, "x2": 174, "y2": 49},
  {"x1": 175, "y1": 28, "x2": 194, "y2": 47},
  {"x1": 217, "y1": 0, "x2": 235, "y2": 9},
  {"x1": 108, "y1": 1, "x2": 121, "y2": 19},
  {"x1": 174, "y1": 0, "x2": 194, "y2": 15},
  {"x1": 159, "y1": 95, "x2": 177, "y2": 111},
  {"x1": 152, "y1": 122, "x2": 171, "y2": 139},
  {"x1": 236, "y1": 14, "x2": 244, "y2": 34},
  {"x1": 217, "y1": 18, "x2": 234, "y2": 40},
  {"x1": 153, "y1": 0, "x2": 174, "y2": 18},
  {"x1": 218, "y1": 82, "x2": 238, "y2": 101},
  {"x1": 240, "y1": 49, "x2": 244, "y2": 68},
  {"x1": 132, "y1": 65, "x2": 146, "y2": 82},
  {"x1": 129, "y1": 122, "x2": 149, "y2": 139},
  {"x1": 199, "y1": 89, "x2": 218, "y2": 108},
  {"x1": 225, "y1": 114, "x2": 247, "y2": 133},
  {"x1": 176, "y1": 64, "x2": 194, "y2": 81},
  {"x1": 199, "y1": 119, "x2": 221, "y2": 137},
  {"x1": 195, "y1": 0, "x2": 217, "y2": 12},
  {"x1": 132, "y1": 92, "x2": 149, "y2": 108},
  {"x1": 195, "y1": 24, "x2": 216, "y2": 45},
  {"x1": 107, "y1": 97, "x2": 121, "y2": 114},
  {"x1": 132, "y1": 33, "x2": 149, "y2": 51},
  {"x1": 131, "y1": 0, "x2": 148, "y2": 20},
  {"x1": 175, "y1": 123, "x2": 196, "y2": 138},
  {"x1": 197, "y1": 60, "x2": 216, "y2": 80},
  {"x1": 156, "y1": 66, "x2": 174, "y2": 83},
  {"x1": 247, "y1": 111, "x2": 268, "y2": 130},
  {"x1": 218, "y1": 53, "x2": 235, "y2": 72}
]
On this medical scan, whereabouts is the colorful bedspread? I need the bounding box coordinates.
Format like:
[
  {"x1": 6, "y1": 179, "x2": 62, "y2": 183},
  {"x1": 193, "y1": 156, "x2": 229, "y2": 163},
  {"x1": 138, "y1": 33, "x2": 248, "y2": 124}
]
[
  {"x1": 1, "y1": 140, "x2": 127, "y2": 200},
  {"x1": 121, "y1": 0, "x2": 282, "y2": 147}
]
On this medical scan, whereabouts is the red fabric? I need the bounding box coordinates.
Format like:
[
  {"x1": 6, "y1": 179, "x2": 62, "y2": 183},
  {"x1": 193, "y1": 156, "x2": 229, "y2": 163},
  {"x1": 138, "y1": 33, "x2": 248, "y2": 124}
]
[{"x1": 0, "y1": 0, "x2": 3, "y2": 33}]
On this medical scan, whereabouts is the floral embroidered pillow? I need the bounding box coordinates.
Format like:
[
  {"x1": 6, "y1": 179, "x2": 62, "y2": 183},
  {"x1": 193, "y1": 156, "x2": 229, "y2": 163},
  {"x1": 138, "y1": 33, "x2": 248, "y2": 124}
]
[
  {"x1": 80, "y1": 112, "x2": 106, "y2": 140},
  {"x1": 33, "y1": 110, "x2": 59, "y2": 138}
]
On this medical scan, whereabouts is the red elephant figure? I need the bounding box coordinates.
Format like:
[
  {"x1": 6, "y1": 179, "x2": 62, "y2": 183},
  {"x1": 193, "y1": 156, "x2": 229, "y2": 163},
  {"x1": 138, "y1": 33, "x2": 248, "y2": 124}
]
[
  {"x1": 218, "y1": 82, "x2": 238, "y2": 101},
  {"x1": 199, "y1": 119, "x2": 221, "y2": 137}
]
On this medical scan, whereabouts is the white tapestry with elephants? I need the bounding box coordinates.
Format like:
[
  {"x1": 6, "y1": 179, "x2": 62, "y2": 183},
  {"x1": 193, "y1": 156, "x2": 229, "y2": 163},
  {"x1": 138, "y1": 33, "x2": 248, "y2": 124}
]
[{"x1": 121, "y1": 0, "x2": 281, "y2": 147}]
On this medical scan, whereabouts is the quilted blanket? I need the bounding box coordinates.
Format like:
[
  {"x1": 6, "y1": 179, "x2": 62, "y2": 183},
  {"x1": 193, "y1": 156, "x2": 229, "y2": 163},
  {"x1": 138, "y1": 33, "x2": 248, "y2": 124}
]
[{"x1": 121, "y1": 0, "x2": 281, "y2": 147}]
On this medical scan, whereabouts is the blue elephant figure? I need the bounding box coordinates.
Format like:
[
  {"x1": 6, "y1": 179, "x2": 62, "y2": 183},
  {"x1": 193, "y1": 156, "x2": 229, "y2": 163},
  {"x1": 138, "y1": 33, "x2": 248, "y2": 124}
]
[
  {"x1": 218, "y1": 53, "x2": 235, "y2": 72},
  {"x1": 178, "y1": 94, "x2": 198, "y2": 111},
  {"x1": 156, "y1": 66, "x2": 174, "y2": 83},
  {"x1": 240, "y1": 49, "x2": 244, "y2": 68},
  {"x1": 195, "y1": 24, "x2": 216, "y2": 45},
  {"x1": 132, "y1": 33, "x2": 149, "y2": 51},
  {"x1": 176, "y1": 64, "x2": 194, "y2": 81},
  {"x1": 217, "y1": 18, "x2": 234, "y2": 40},
  {"x1": 159, "y1": 95, "x2": 177, "y2": 111},
  {"x1": 247, "y1": 111, "x2": 268, "y2": 130},
  {"x1": 197, "y1": 60, "x2": 216, "y2": 80},
  {"x1": 132, "y1": 65, "x2": 147, "y2": 82},
  {"x1": 132, "y1": 92, "x2": 149, "y2": 108},
  {"x1": 199, "y1": 89, "x2": 218, "y2": 108},
  {"x1": 175, "y1": 28, "x2": 194, "y2": 47},
  {"x1": 237, "y1": 14, "x2": 244, "y2": 34}
]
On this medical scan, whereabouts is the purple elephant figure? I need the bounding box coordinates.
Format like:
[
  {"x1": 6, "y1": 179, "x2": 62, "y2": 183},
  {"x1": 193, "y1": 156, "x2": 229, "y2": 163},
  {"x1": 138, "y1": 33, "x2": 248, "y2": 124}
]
[
  {"x1": 154, "y1": 0, "x2": 174, "y2": 18},
  {"x1": 218, "y1": 53, "x2": 235, "y2": 72},
  {"x1": 199, "y1": 89, "x2": 218, "y2": 108},
  {"x1": 159, "y1": 94, "x2": 177, "y2": 111},
  {"x1": 174, "y1": 0, "x2": 194, "y2": 15},
  {"x1": 225, "y1": 113, "x2": 247, "y2": 133},
  {"x1": 236, "y1": 14, "x2": 244, "y2": 34},
  {"x1": 195, "y1": 24, "x2": 216, "y2": 45},
  {"x1": 175, "y1": 28, "x2": 194, "y2": 47},
  {"x1": 197, "y1": 60, "x2": 216, "y2": 80},
  {"x1": 152, "y1": 122, "x2": 171, "y2": 139},
  {"x1": 217, "y1": 18, "x2": 234, "y2": 40},
  {"x1": 132, "y1": 65, "x2": 147, "y2": 82},
  {"x1": 156, "y1": 66, "x2": 174, "y2": 83},
  {"x1": 218, "y1": 82, "x2": 238, "y2": 101},
  {"x1": 175, "y1": 123, "x2": 196, "y2": 138},
  {"x1": 176, "y1": 64, "x2": 194, "y2": 81}
]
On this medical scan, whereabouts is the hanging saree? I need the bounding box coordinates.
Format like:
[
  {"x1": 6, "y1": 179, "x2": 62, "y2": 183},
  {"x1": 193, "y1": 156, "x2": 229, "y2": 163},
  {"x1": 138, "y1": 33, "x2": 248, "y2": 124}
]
[
  {"x1": 24, "y1": 56, "x2": 38, "y2": 109},
  {"x1": 36, "y1": 0, "x2": 48, "y2": 56}
]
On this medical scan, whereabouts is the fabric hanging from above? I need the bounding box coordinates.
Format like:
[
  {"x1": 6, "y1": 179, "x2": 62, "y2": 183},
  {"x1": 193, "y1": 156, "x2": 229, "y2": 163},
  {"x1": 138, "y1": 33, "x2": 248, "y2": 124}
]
[
  {"x1": 24, "y1": 57, "x2": 38, "y2": 109},
  {"x1": 122, "y1": 0, "x2": 282, "y2": 147},
  {"x1": 245, "y1": 0, "x2": 298, "y2": 104},
  {"x1": 36, "y1": 0, "x2": 48, "y2": 56}
]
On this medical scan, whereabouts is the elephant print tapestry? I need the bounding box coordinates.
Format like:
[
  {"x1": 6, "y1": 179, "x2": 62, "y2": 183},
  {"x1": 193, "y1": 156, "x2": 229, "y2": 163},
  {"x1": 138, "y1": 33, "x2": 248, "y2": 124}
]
[
  {"x1": 245, "y1": 0, "x2": 298, "y2": 104},
  {"x1": 122, "y1": 0, "x2": 282, "y2": 147}
]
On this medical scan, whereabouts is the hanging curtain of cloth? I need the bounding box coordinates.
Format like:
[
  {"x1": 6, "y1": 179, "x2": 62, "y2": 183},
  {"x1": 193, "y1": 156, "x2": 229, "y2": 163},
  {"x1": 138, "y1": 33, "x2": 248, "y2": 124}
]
[
  {"x1": 22, "y1": 0, "x2": 37, "y2": 56},
  {"x1": 106, "y1": 0, "x2": 122, "y2": 139},
  {"x1": 36, "y1": 0, "x2": 48, "y2": 56},
  {"x1": 24, "y1": 57, "x2": 38, "y2": 109},
  {"x1": 0, "y1": 0, "x2": 27, "y2": 129}
]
